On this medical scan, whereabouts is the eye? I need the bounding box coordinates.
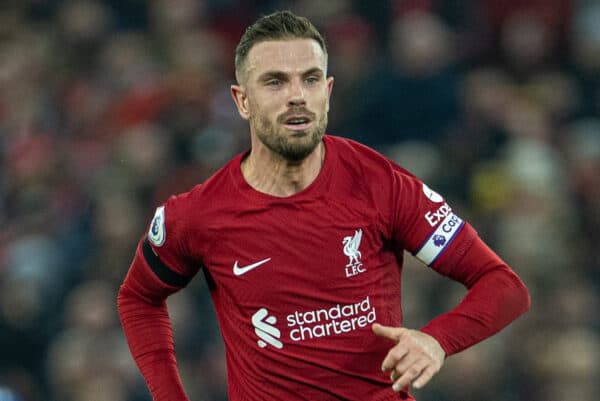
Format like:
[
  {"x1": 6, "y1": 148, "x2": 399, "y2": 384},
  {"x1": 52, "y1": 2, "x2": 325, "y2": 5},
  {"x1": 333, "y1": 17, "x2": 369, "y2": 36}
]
[
  {"x1": 266, "y1": 79, "x2": 282, "y2": 87},
  {"x1": 305, "y1": 76, "x2": 319, "y2": 85}
]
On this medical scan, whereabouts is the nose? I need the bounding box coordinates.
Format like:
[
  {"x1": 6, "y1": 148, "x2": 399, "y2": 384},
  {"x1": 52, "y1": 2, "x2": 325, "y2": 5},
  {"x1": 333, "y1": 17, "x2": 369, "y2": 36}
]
[{"x1": 287, "y1": 79, "x2": 306, "y2": 107}]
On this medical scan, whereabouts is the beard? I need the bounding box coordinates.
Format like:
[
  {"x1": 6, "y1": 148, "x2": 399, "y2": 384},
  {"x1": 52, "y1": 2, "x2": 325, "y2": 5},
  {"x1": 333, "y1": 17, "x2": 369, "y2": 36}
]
[{"x1": 251, "y1": 107, "x2": 327, "y2": 162}]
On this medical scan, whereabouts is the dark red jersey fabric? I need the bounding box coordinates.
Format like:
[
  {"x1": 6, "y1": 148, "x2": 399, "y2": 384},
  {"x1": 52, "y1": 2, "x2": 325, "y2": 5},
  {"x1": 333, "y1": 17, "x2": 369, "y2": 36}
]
[{"x1": 118, "y1": 135, "x2": 530, "y2": 401}]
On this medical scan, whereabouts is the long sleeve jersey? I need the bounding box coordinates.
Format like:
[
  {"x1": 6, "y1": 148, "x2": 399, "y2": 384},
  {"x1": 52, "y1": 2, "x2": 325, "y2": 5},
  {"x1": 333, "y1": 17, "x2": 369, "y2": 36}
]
[{"x1": 118, "y1": 135, "x2": 530, "y2": 401}]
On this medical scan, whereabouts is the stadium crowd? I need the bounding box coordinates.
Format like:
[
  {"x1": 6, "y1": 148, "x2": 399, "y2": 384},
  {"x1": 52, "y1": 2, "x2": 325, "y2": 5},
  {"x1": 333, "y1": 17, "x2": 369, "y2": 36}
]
[{"x1": 0, "y1": 0, "x2": 599, "y2": 400}]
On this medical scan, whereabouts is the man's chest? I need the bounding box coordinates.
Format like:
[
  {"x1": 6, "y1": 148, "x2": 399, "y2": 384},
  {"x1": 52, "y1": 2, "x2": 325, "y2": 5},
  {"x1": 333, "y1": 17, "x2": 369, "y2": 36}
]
[
  {"x1": 201, "y1": 199, "x2": 395, "y2": 304},
  {"x1": 194, "y1": 199, "x2": 402, "y2": 358}
]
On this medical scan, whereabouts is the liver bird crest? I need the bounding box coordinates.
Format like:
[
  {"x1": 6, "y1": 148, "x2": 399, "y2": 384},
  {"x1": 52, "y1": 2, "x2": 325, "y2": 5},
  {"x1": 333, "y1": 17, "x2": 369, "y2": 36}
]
[{"x1": 343, "y1": 229, "x2": 363, "y2": 266}]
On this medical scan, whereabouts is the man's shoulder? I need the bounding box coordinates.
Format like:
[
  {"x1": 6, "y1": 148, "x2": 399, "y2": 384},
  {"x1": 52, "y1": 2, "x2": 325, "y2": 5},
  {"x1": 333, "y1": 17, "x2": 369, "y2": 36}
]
[
  {"x1": 161, "y1": 153, "x2": 243, "y2": 212},
  {"x1": 325, "y1": 135, "x2": 415, "y2": 179}
]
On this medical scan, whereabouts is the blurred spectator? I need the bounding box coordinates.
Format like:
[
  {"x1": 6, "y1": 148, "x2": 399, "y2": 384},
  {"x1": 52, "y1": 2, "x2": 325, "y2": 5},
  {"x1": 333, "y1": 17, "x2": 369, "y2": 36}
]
[
  {"x1": 344, "y1": 8, "x2": 461, "y2": 147},
  {"x1": 325, "y1": 13, "x2": 379, "y2": 136},
  {"x1": 570, "y1": 1, "x2": 600, "y2": 117}
]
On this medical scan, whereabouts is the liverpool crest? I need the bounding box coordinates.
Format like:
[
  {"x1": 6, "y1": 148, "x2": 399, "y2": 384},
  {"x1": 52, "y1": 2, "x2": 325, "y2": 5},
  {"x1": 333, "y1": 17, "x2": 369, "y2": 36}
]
[{"x1": 343, "y1": 229, "x2": 365, "y2": 277}]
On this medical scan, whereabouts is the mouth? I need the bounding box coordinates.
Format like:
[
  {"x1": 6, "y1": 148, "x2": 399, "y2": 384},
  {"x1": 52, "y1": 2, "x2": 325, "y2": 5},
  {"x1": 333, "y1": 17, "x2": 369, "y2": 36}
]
[{"x1": 282, "y1": 115, "x2": 313, "y2": 132}]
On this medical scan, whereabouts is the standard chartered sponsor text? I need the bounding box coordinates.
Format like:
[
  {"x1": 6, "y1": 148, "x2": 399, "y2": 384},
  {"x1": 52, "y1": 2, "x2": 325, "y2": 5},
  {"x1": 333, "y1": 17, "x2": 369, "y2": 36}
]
[{"x1": 287, "y1": 296, "x2": 376, "y2": 341}]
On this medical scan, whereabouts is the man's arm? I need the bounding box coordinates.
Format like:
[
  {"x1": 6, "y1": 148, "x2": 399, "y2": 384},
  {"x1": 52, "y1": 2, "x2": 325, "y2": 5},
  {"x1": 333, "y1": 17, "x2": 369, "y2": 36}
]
[
  {"x1": 420, "y1": 228, "x2": 530, "y2": 354},
  {"x1": 117, "y1": 239, "x2": 193, "y2": 401},
  {"x1": 375, "y1": 226, "x2": 530, "y2": 392}
]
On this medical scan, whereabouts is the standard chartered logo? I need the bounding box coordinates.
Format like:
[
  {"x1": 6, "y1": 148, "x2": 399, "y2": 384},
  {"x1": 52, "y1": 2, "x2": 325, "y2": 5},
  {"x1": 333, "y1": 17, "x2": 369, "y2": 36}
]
[
  {"x1": 288, "y1": 296, "x2": 376, "y2": 341},
  {"x1": 252, "y1": 308, "x2": 283, "y2": 349},
  {"x1": 252, "y1": 296, "x2": 376, "y2": 350}
]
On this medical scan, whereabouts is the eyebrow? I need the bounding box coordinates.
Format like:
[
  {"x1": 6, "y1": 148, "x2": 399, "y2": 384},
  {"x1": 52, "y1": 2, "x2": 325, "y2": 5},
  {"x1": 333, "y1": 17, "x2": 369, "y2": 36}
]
[
  {"x1": 257, "y1": 67, "x2": 324, "y2": 82},
  {"x1": 257, "y1": 71, "x2": 287, "y2": 82},
  {"x1": 302, "y1": 68, "x2": 324, "y2": 78}
]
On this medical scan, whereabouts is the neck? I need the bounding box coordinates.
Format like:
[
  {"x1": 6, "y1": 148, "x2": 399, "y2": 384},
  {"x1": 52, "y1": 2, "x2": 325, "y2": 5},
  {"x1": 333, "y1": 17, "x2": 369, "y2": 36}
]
[{"x1": 241, "y1": 140, "x2": 325, "y2": 197}]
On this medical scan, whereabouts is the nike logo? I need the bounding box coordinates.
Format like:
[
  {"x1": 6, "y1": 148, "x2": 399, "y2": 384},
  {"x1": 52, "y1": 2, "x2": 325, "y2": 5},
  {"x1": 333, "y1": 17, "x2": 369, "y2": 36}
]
[{"x1": 233, "y1": 258, "x2": 272, "y2": 276}]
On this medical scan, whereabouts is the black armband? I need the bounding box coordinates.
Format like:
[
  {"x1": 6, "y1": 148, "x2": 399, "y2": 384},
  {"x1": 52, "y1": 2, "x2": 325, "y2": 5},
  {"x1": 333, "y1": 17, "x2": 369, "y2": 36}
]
[{"x1": 142, "y1": 238, "x2": 192, "y2": 287}]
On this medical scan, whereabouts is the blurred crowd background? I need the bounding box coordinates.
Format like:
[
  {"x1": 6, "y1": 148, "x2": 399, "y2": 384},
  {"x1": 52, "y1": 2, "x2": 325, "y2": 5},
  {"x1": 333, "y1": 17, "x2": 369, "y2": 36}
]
[{"x1": 1, "y1": 0, "x2": 599, "y2": 400}]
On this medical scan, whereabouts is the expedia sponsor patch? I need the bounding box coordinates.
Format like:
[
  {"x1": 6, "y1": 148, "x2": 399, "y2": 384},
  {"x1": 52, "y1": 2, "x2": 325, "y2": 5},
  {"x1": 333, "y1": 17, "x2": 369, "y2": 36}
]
[{"x1": 148, "y1": 206, "x2": 166, "y2": 246}]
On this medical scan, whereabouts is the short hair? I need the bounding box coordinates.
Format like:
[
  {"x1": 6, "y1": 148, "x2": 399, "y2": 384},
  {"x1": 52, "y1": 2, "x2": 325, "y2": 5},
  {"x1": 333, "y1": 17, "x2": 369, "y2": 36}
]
[{"x1": 234, "y1": 10, "x2": 327, "y2": 83}]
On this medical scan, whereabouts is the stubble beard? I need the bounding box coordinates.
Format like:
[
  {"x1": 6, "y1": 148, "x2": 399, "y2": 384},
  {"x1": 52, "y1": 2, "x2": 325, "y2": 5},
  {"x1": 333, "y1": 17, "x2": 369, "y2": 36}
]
[{"x1": 253, "y1": 111, "x2": 327, "y2": 162}]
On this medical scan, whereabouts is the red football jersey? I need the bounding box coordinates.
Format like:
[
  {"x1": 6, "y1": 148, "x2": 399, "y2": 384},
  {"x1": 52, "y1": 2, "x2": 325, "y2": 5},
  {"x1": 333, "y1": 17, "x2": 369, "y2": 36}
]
[{"x1": 137, "y1": 135, "x2": 475, "y2": 401}]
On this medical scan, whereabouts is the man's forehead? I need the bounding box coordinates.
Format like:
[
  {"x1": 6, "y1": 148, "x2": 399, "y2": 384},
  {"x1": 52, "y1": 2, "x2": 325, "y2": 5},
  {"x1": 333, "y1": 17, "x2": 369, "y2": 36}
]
[{"x1": 245, "y1": 39, "x2": 326, "y2": 76}]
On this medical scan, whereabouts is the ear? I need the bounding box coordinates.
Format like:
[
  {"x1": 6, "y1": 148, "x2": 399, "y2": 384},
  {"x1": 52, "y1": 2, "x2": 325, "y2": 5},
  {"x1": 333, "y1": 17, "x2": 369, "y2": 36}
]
[
  {"x1": 325, "y1": 76, "x2": 334, "y2": 111},
  {"x1": 231, "y1": 84, "x2": 250, "y2": 120}
]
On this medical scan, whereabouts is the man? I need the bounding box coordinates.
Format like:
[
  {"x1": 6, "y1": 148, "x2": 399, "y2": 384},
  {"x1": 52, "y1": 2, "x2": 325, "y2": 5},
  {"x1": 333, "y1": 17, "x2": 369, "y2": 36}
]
[{"x1": 118, "y1": 11, "x2": 530, "y2": 401}]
